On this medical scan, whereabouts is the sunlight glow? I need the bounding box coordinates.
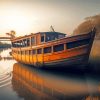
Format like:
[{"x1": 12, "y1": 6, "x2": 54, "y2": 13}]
[
  {"x1": 0, "y1": 8, "x2": 39, "y2": 36},
  {"x1": 5, "y1": 15, "x2": 30, "y2": 31},
  {"x1": 0, "y1": 0, "x2": 99, "y2": 36}
]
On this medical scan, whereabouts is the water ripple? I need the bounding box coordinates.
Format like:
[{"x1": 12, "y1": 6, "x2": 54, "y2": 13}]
[{"x1": 0, "y1": 72, "x2": 12, "y2": 88}]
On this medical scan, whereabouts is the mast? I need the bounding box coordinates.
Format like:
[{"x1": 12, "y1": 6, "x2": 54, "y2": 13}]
[{"x1": 50, "y1": 25, "x2": 55, "y2": 32}]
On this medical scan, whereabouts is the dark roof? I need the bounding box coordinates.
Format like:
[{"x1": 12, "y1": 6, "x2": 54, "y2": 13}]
[{"x1": 38, "y1": 32, "x2": 66, "y2": 35}]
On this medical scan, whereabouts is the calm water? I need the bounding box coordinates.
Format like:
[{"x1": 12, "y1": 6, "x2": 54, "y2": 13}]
[{"x1": 0, "y1": 46, "x2": 100, "y2": 100}]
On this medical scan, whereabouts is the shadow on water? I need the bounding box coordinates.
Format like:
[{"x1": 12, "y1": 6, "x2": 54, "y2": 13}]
[
  {"x1": 37, "y1": 57, "x2": 100, "y2": 81},
  {"x1": 12, "y1": 56, "x2": 100, "y2": 100}
]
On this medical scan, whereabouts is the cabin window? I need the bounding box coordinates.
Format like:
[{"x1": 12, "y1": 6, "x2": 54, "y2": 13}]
[
  {"x1": 15, "y1": 43, "x2": 16, "y2": 47},
  {"x1": 23, "y1": 39, "x2": 27, "y2": 47},
  {"x1": 15, "y1": 42, "x2": 18, "y2": 47},
  {"x1": 41, "y1": 34, "x2": 45, "y2": 42},
  {"x1": 32, "y1": 49, "x2": 36, "y2": 54},
  {"x1": 12, "y1": 42, "x2": 14, "y2": 47},
  {"x1": 27, "y1": 38, "x2": 30, "y2": 46},
  {"x1": 14, "y1": 42, "x2": 17, "y2": 47},
  {"x1": 20, "y1": 41, "x2": 22, "y2": 47},
  {"x1": 22, "y1": 40, "x2": 24, "y2": 47},
  {"x1": 45, "y1": 34, "x2": 58, "y2": 42},
  {"x1": 37, "y1": 48, "x2": 42, "y2": 54},
  {"x1": 46, "y1": 35, "x2": 51, "y2": 42},
  {"x1": 31, "y1": 37, "x2": 35, "y2": 45},
  {"x1": 20, "y1": 40, "x2": 23, "y2": 47},
  {"x1": 16, "y1": 41, "x2": 18, "y2": 47},
  {"x1": 44, "y1": 47, "x2": 51, "y2": 53},
  {"x1": 53, "y1": 44, "x2": 64, "y2": 52},
  {"x1": 66, "y1": 38, "x2": 90, "y2": 49},
  {"x1": 17, "y1": 41, "x2": 20, "y2": 47},
  {"x1": 13, "y1": 43, "x2": 15, "y2": 47},
  {"x1": 58, "y1": 34, "x2": 65, "y2": 39},
  {"x1": 17, "y1": 41, "x2": 21, "y2": 47},
  {"x1": 14, "y1": 43, "x2": 16, "y2": 47}
]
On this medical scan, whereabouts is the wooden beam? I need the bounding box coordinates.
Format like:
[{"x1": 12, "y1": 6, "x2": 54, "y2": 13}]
[{"x1": 0, "y1": 37, "x2": 11, "y2": 39}]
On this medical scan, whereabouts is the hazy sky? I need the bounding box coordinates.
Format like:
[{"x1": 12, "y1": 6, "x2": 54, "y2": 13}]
[{"x1": 0, "y1": 0, "x2": 100, "y2": 36}]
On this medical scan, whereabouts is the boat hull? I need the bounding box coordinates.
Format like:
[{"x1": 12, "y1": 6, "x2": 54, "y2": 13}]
[{"x1": 44, "y1": 54, "x2": 89, "y2": 67}]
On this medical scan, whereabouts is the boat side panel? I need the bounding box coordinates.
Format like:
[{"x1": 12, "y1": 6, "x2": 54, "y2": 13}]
[
  {"x1": 44, "y1": 54, "x2": 88, "y2": 67},
  {"x1": 43, "y1": 45, "x2": 88, "y2": 63}
]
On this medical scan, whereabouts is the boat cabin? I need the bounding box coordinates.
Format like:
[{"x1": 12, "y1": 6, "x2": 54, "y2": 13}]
[
  {"x1": 40, "y1": 32, "x2": 66, "y2": 42},
  {"x1": 12, "y1": 32, "x2": 66, "y2": 48}
]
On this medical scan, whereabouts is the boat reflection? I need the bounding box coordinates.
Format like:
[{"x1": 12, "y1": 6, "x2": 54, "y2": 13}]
[
  {"x1": 84, "y1": 95, "x2": 100, "y2": 100},
  {"x1": 12, "y1": 63, "x2": 100, "y2": 100}
]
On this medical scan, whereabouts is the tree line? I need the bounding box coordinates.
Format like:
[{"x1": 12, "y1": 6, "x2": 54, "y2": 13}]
[{"x1": 73, "y1": 14, "x2": 100, "y2": 40}]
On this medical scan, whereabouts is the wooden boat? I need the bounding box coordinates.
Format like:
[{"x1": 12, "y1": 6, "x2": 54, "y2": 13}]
[{"x1": 11, "y1": 28, "x2": 96, "y2": 67}]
